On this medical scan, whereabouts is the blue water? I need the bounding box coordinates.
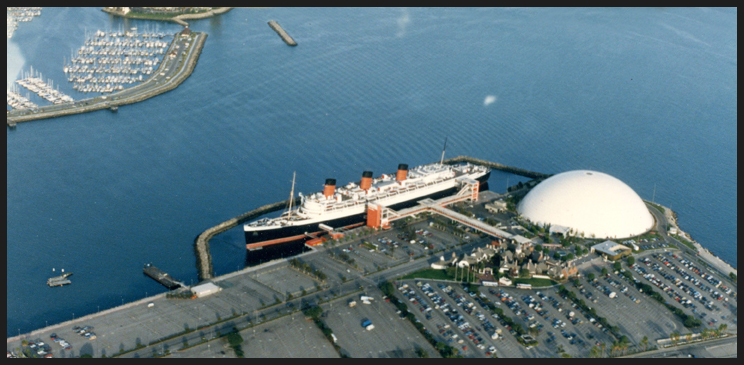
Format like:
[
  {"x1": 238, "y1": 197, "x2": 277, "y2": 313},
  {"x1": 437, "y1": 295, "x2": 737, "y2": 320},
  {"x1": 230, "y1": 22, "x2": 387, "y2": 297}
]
[{"x1": 7, "y1": 8, "x2": 737, "y2": 336}]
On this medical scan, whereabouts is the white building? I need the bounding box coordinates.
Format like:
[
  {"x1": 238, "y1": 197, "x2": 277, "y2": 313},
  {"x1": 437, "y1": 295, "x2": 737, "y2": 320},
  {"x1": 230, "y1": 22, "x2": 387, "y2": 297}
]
[
  {"x1": 517, "y1": 170, "x2": 653, "y2": 239},
  {"x1": 191, "y1": 282, "x2": 222, "y2": 298}
]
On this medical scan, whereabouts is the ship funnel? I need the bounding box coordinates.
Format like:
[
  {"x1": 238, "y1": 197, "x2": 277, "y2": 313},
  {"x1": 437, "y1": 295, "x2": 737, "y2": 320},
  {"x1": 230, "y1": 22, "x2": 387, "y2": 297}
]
[
  {"x1": 396, "y1": 164, "x2": 408, "y2": 182},
  {"x1": 323, "y1": 178, "x2": 336, "y2": 198},
  {"x1": 361, "y1": 171, "x2": 373, "y2": 190}
]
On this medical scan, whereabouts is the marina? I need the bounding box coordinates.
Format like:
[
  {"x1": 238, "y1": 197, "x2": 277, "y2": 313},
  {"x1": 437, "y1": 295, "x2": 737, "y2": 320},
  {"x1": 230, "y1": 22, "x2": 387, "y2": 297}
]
[
  {"x1": 6, "y1": 87, "x2": 37, "y2": 110},
  {"x1": 7, "y1": 28, "x2": 207, "y2": 126},
  {"x1": 7, "y1": 7, "x2": 41, "y2": 39},
  {"x1": 15, "y1": 68, "x2": 73, "y2": 105},
  {"x1": 64, "y1": 28, "x2": 171, "y2": 94}
]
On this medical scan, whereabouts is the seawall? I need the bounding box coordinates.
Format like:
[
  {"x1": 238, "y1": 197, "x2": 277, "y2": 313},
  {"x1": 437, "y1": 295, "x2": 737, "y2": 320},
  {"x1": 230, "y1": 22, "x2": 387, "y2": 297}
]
[
  {"x1": 442, "y1": 155, "x2": 551, "y2": 179},
  {"x1": 268, "y1": 20, "x2": 297, "y2": 46},
  {"x1": 194, "y1": 198, "x2": 296, "y2": 281}
]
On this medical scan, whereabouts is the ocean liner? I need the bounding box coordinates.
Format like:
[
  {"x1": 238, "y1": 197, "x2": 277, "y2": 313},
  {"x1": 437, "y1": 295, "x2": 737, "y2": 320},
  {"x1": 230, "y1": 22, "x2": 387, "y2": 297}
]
[{"x1": 244, "y1": 161, "x2": 490, "y2": 248}]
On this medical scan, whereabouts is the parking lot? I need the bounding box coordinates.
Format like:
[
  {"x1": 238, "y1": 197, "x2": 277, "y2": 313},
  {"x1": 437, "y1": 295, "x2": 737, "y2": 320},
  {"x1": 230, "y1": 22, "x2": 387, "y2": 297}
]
[
  {"x1": 323, "y1": 290, "x2": 439, "y2": 358},
  {"x1": 632, "y1": 251, "x2": 737, "y2": 331},
  {"x1": 172, "y1": 311, "x2": 339, "y2": 358},
  {"x1": 251, "y1": 265, "x2": 322, "y2": 298}
]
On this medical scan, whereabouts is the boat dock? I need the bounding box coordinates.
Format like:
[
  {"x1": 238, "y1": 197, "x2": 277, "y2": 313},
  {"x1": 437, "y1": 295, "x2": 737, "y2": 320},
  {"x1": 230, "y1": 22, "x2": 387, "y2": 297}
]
[
  {"x1": 143, "y1": 263, "x2": 184, "y2": 290},
  {"x1": 268, "y1": 21, "x2": 297, "y2": 46},
  {"x1": 7, "y1": 29, "x2": 207, "y2": 127},
  {"x1": 47, "y1": 272, "x2": 72, "y2": 287}
]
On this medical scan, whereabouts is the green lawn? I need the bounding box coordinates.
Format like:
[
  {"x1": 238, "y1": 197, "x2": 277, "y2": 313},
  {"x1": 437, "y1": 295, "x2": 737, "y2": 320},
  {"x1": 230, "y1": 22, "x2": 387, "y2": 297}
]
[
  {"x1": 400, "y1": 268, "x2": 476, "y2": 283},
  {"x1": 647, "y1": 202, "x2": 666, "y2": 214},
  {"x1": 671, "y1": 234, "x2": 696, "y2": 251},
  {"x1": 513, "y1": 278, "x2": 558, "y2": 287}
]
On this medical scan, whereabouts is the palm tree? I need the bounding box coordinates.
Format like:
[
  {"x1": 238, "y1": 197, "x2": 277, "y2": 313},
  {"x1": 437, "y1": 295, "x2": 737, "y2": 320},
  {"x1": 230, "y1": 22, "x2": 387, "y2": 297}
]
[
  {"x1": 640, "y1": 336, "x2": 649, "y2": 350},
  {"x1": 685, "y1": 333, "x2": 692, "y2": 343},
  {"x1": 718, "y1": 323, "x2": 728, "y2": 333},
  {"x1": 670, "y1": 331, "x2": 680, "y2": 346},
  {"x1": 701, "y1": 328, "x2": 710, "y2": 340}
]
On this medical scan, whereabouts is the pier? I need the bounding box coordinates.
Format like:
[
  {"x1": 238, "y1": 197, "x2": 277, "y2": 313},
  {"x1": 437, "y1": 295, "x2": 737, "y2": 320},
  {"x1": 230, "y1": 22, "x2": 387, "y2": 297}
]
[
  {"x1": 47, "y1": 272, "x2": 72, "y2": 287},
  {"x1": 7, "y1": 29, "x2": 207, "y2": 127},
  {"x1": 143, "y1": 263, "x2": 184, "y2": 290},
  {"x1": 268, "y1": 20, "x2": 297, "y2": 46}
]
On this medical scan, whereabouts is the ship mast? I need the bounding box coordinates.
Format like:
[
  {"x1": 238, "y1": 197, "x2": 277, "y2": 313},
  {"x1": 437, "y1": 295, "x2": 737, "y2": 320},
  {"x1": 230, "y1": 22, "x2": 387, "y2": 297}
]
[
  {"x1": 286, "y1": 171, "x2": 296, "y2": 220},
  {"x1": 440, "y1": 136, "x2": 448, "y2": 165}
]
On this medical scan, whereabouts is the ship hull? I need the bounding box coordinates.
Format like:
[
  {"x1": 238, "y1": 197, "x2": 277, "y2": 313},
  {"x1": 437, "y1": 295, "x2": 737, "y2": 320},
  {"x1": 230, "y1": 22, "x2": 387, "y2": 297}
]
[{"x1": 245, "y1": 171, "x2": 490, "y2": 248}]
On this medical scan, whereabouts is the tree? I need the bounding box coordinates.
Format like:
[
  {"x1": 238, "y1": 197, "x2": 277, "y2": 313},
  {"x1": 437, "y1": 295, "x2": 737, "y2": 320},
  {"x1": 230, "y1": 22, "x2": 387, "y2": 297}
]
[
  {"x1": 627, "y1": 256, "x2": 635, "y2": 267},
  {"x1": 601, "y1": 268, "x2": 609, "y2": 277},
  {"x1": 718, "y1": 323, "x2": 728, "y2": 333},
  {"x1": 670, "y1": 332, "x2": 680, "y2": 345},
  {"x1": 534, "y1": 245, "x2": 542, "y2": 253},
  {"x1": 587, "y1": 273, "x2": 596, "y2": 282},
  {"x1": 640, "y1": 336, "x2": 649, "y2": 350},
  {"x1": 553, "y1": 252, "x2": 561, "y2": 260},
  {"x1": 415, "y1": 347, "x2": 429, "y2": 358},
  {"x1": 613, "y1": 261, "x2": 622, "y2": 272},
  {"x1": 566, "y1": 253, "x2": 574, "y2": 261}
]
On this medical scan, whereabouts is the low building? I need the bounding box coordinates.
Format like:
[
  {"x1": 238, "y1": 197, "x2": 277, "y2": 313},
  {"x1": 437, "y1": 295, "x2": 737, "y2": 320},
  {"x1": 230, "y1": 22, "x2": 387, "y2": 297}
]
[
  {"x1": 591, "y1": 240, "x2": 632, "y2": 261},
  {"x1": 549, "y1": 225, "x2": 571, "y2": 236},
  {"x1": 191, "y1": 282, "x2": 221, "y2": 298},
  {"x1": 485, "y1": 199, "x2": 507, "y2": 213}
]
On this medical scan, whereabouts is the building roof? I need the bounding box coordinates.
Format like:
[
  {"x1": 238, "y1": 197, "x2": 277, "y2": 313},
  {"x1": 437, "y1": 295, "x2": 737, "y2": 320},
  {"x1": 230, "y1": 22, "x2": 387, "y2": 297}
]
[
  {"x1": 592, "y1": 240, "x2": 631, "y2": 257},
  {"x1": 191, "y1": 282, "x2": 221, "y2": 297},
  {"x1": 517, "y1": 170, "x2": 653, "y2": 239}
]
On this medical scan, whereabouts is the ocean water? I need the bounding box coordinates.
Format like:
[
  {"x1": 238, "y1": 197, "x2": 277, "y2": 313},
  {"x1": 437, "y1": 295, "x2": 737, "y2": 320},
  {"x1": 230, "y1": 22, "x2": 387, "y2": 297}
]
[{"x1": 7, "y1": 7, "x2": 737, "y2": 336}]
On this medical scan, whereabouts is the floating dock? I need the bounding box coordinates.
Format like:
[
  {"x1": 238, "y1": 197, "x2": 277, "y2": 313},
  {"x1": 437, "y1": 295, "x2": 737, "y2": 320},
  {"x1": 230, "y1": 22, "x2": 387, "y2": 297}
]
[
  {"x1": 268, "y1": 21, "x2": 297, "y2": 46},
  {"x1": 47, "y1": 272, "x2": 72, "y2": 287},
  {"x1": 143, "y1": 263, "x2": 183, "y2": 290}
]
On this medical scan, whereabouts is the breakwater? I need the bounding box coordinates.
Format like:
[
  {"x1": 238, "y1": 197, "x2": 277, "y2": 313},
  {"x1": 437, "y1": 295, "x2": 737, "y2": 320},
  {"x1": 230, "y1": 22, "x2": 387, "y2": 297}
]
[
  {"x1": 194, "y1": 198, "x2": 297, "y2": 281},
  {"x1": 268, "y1": 20, "x2": 297, "y2": 46},
  {"x1": 442, "y1": 155, "x2": 551, "y2": 179},
  {"x1": 7, "y1": 31, "x2": 207, "y2": 127}
]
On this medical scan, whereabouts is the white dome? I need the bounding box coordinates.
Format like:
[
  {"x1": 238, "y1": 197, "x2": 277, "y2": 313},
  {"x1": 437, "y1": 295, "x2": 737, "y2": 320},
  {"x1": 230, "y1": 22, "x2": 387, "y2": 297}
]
[{"x1": 517, "y1": 170, "x2": 654, "y2": 239}]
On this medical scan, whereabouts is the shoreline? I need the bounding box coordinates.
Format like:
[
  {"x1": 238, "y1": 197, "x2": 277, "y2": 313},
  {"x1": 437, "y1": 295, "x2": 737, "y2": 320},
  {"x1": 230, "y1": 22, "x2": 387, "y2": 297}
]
[
  {"x1": 655, "y1": 202, "x2": 737, "y2": 280},
  {"x1": 102, "y1": 7, "x2": 232, "y2": 27}
]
